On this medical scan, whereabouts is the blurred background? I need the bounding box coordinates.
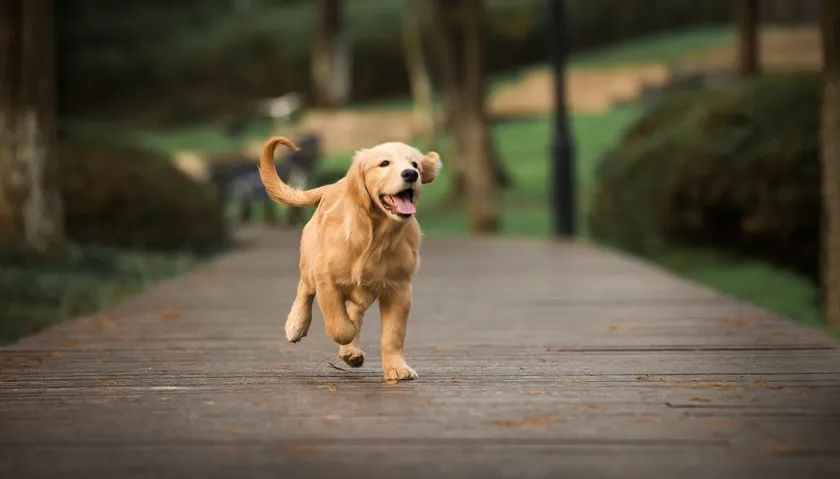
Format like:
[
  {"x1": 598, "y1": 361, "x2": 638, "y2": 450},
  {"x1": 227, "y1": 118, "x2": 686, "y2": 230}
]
[{"x1": 1, "y1": 0, "x2": 837, "y2": 342}]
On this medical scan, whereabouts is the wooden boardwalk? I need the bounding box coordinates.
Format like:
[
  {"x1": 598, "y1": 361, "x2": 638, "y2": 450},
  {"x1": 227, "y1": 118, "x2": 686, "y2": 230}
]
[{"x1": 2, "y1": 228, "x2": 839, "y2": 478}]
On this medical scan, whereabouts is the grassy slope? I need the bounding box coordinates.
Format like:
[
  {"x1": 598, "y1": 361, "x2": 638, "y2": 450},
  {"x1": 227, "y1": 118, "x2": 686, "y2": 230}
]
[
  {"x1": 648, "y1": 247, "x2": 824, "y2": 331},
  {"x1": 0, "y1": 246, "x2": 199, "y2": 343},
  {"x1": 571, "y1": 26, "x2": 732, "y2": 67}
]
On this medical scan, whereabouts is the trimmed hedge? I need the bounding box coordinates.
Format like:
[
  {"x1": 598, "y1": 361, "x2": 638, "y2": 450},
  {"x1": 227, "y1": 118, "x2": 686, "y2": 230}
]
[
  {"x1": 589, "y1": 74, "x2": 821, "y2": 278},
  {"x1": 60, "y1": 141, "x2": 228, "y2": 252}
]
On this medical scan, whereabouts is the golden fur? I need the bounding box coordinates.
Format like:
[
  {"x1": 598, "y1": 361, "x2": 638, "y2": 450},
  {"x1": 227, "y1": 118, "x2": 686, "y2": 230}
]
[{"x1": 259, "y1": 136, "x2": 442, "y2": 380}]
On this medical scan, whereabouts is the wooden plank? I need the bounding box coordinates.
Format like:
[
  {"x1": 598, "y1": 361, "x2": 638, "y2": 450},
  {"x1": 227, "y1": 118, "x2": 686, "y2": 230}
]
[{"x1": 1, "y1": 227, "x2": 839, "y2": 477}]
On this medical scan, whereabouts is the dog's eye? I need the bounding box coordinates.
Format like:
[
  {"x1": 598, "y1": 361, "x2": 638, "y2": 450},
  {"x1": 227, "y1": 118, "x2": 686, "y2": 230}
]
[
  {"x1": 379, "y1": 160, "x2": 390, "y2": 167},
  {"x1": 411, "y1": 161, "x2": 418, "y2": 169}
]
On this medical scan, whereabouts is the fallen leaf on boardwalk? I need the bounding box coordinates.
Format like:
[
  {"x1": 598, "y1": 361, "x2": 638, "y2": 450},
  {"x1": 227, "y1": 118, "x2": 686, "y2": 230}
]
[
  {"x1": 48, "y1": 351, "x2": 61, "y2": 358},
  {"x1": 750, "y1": 380, "x2": 782, "y2": 390},
  {"x1": 450, "y1": 375, "x2": 468, "y2": 381},
  {"x1": 635, "y1": 375, "x2": 652, "y2": 381},
  {"x1": 283, "y1": 444, "x2": 315, "y2": 457},
  {"x1": 158, "y1": 309, "x2": 183, "y2": 321},
  {"x1": 690, "y1": 396, "x2": 711, "y2": 403},
  {"x1": 660, "y1": 379, "x2": 738, "y2": 390},
  {"x1": 710, "y1": 382, "x2": 737, "y2": 389},
  {"x1": 570, "y1": 403, "x2": 603, "y2": 412},
  {"x1": 491, "y1": 418, "x2": 553, "y2": 427},
  {"x1": 522, "y1": 389, "x2": 545, "y2": 395},
  {"x1": 767, "y1": 441, "x2": 805, "y2": 454}
]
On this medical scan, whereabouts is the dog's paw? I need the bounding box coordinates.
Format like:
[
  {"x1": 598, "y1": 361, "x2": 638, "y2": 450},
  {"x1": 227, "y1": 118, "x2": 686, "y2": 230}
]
[
  {"x1": 285, "y1": 315, "x2": 310, "y2": 343},
  {"x1": 383, "y1": 363, "x2": 417, "y2": 381},
  {"x1": 339, "y1": 346, "x2": 365, "y2": 368}
]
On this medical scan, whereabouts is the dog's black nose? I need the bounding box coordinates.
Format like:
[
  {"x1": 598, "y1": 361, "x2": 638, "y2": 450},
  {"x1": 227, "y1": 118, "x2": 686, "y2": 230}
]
[{"x1": 401, "y1": 169, "x2": 419, "y2": 183}]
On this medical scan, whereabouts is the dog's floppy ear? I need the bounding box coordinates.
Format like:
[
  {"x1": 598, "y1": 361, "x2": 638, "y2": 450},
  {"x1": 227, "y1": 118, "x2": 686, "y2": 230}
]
[
  {"x1": 420, "y1": 151, "x2": 442, "y2": 184},
  {"x1": 347, "y1": 149, "x2": 372, "y2": 208}
]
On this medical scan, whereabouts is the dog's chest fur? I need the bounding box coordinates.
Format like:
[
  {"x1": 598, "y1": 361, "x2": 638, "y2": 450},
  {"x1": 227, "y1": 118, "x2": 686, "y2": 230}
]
[
  {"x1": 326, "y1": 221, "x2": 419, "y2": 292},
  {"x1": 359, "y1": 243, "x2": 417, "y2": 288}
]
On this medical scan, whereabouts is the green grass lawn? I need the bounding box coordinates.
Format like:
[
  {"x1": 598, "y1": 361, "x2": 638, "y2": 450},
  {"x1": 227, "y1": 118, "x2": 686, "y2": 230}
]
[
  {"x1": 410, "y1": 104, "x2": 647, "y2": 237},
  {"x1": 0, "y1": 246, "x2": 200, "y2": 344},
  {"x1": 571, "y1": 26, "x2": 731, "y2": 68},
  {"x1": 647, "y1": 247, "x2": 825, "y2": 332}
]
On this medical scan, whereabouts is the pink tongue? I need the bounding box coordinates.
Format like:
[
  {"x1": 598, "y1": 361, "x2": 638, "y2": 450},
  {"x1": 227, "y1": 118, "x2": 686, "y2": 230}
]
[{"x1": 390, "y1": 194, "x2": 416, "y2": 215}]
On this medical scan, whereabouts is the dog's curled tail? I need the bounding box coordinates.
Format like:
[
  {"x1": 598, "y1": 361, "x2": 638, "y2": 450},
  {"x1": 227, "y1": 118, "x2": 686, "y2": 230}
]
[{"x1": 258, "y1": 136, "x2": 325, "y2": 206}]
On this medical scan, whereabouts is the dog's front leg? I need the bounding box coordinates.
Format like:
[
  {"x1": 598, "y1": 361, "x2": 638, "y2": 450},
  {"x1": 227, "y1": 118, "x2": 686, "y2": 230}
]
[
  {"x1": 285, "y1": 278, "x2": 314, "y2": 343},
  {"x1": 338, "y1": 289, "x2": 375, "y2": 368},
  {"x1": 315, "y1": 279, "x2": 357, "y2": 345},
  {"x1": 379, "y1": 283, "x2": 417, "y2": 381}
]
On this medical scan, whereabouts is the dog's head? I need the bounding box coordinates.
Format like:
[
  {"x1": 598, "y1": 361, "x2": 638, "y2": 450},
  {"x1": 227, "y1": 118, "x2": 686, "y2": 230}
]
[{"x1": 347, "y1": 142, "x2": 442, "y2": 222}]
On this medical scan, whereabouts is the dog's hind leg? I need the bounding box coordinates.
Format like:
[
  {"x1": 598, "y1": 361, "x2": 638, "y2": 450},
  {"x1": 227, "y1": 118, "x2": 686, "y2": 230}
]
[
  {"x1": 285, "y1": 278, "x2": 314, "y2": 343},
  {"x1": 338, "y1": 290, "x2": 375, "y2": 368},
  {"x1": 315, "y1": 280, "x2": 357, "y2": 345}
]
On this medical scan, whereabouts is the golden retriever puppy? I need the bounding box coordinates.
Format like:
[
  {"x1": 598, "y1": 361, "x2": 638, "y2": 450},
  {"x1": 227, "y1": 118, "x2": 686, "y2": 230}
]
[{"x1": 258, "y1": 137, "x2": 442, "y2": 381}]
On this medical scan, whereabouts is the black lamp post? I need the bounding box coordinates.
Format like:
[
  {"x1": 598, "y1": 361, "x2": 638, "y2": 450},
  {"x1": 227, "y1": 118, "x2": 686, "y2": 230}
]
[{"x1": 548, "y1": 0, "x2": 575, "y2": 236}]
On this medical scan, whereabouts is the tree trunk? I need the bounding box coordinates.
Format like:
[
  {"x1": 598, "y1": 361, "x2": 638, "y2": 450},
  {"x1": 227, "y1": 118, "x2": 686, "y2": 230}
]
[
  {"x1": 821, "y1": 0, "x2": 840, "y2": 329},
  {"x1": 428, "y1": 0, "x2": 468, "y2": 198},
  {"x1": 0, "y1": 0, "x2": 64, "y2": 253},
  {"x1": 311, "y1": 0, "x2": 350, "y2": 107},
  {"x1": 401, "y1": 0, "x2": 437, "y2": 150},
  {"x1": 737, "y1": 0, "x2": 760, "y2": 76},
  {"x1": 429, "y1": 0, "x2": 499, "y2": 232}
]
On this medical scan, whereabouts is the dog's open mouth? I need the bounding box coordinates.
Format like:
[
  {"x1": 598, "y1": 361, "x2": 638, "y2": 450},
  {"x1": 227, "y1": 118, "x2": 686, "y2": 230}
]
[{"x1": 380, "y1": 189, "x2": 416, "y2": 218}]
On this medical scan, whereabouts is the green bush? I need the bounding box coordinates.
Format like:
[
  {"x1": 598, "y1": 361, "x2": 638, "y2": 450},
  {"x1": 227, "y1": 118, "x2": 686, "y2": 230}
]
[
  {"x1": 589, "y1": 74, "x2": 821, "y2": 279},
  {"x1": 0, "y1": 244, "x2": 198, "y2": 343},
  {"x1": 60, "y1": 141, "x2": 228, "y2": 252}
]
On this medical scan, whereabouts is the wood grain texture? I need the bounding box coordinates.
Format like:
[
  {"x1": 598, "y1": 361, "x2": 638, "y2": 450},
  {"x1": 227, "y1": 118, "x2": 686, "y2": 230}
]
[{"x1": 1, "y1": 228, "x2": 839, "y2": 478}]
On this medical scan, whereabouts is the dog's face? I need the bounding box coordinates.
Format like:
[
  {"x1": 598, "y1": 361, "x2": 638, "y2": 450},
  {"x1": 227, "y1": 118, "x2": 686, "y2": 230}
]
[{"x1": 350, "y1": 142, "x2": 442, "y2": 221}]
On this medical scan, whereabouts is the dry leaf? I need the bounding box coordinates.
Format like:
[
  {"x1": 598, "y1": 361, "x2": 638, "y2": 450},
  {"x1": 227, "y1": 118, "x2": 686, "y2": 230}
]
[
  {"x1": 283, "y1": 444, "x2": 315, "y2": 457},
  {"x1": 751, "y1": 380, "x2": 782, "y2": 390},
  {"x1": 158, "y1": 309, "x2": 183, "y2": 321},
  {"x1": 767, "y1": 441, "x2": 804, "y2": 454},
  {"x1": 492, "y1": 418, "x2": 553, "y2": 427}
]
